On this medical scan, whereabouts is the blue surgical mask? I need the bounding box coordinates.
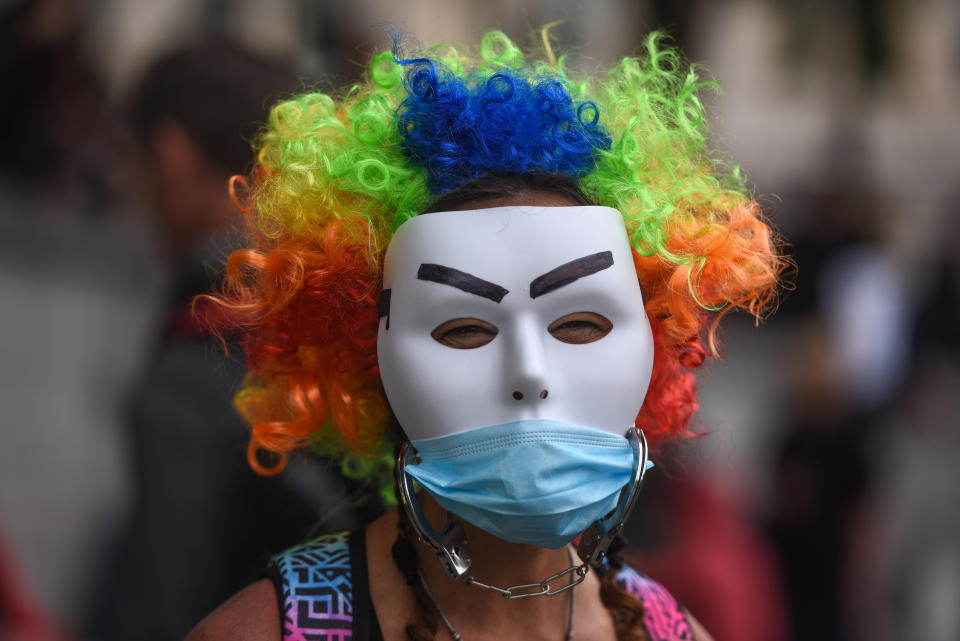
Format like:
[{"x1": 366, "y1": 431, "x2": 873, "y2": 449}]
[{"x1": 404, "y1": 419, "x2": 653, "y2": 549}]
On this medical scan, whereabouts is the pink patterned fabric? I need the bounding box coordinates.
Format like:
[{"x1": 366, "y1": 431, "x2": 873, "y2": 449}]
[{"x1": 616, "y1": 566, "x2": 694, "y2": 641}]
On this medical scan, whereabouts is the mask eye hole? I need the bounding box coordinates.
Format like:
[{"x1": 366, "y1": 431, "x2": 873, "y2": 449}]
[
  {"x1": 548, "y1": 311, "x2": 613, "y2": 344},
  {"x1": 431, "y1": 317, "x2": 499, "y2": 349}
]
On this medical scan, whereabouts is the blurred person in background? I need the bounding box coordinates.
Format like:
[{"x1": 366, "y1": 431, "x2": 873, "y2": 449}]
[
  {"x1": 97, "y1": 40, "x2": 368, "y2": 641},
  {"x1": 0, "y1": 0, "x2": 113, "y2": 212},
  {"x1": 1, "y1": 0, "x2": 153, "y2": 636},
  {"x1": 766, "y1": 322, "x2": 872, "y2": 641},
  {"x1": 768, "y1": 144, "x2": 912, "y2": 641},
  {"x1": 878, "y1": 214, "x2": 960, "y2": 641}
]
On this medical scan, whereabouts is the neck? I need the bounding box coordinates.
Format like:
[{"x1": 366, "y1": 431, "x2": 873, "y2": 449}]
[
  {"x1": 367, "y1": 499, "x2": 617, "y2": 641},
  {"x1": 412, "y1": 493, "x2": 578, "y2": 639}
]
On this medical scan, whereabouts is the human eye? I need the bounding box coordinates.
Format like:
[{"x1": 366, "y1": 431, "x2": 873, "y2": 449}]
[
  {"x1": 430, "y1": 317, "x2": 499, "y2": 349},
  {"x1": 548, "y1": 311, "x2": 613, "y2": 344}
]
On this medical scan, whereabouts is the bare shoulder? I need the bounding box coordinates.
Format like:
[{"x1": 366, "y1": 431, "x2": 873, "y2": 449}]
[
  {"x1": 184, "y1": 578, "x2": 280, "y2": 641},
  {"x1": 687, "y1": 612, "x2": 715, "y2": 641}
]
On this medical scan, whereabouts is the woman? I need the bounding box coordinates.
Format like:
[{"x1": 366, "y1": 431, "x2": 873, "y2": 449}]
[{"x1": 189, "y1": 30, "x2": 782, "y2": 641}]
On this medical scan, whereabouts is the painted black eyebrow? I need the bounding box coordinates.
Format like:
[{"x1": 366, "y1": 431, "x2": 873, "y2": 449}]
[
  {"x1": 417, "y1": 263, "x2": 509, "y2": 303},
  {"x1": 529, "y1": 251, "x2": 614, "y2": 299}
]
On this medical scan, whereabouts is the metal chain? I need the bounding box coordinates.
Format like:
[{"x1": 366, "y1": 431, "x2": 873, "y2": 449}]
[
  {"x1": 459, "y1": 560, "x2": 589, "y2": 599},
  {"x1": 418, "y1": 548, "x2": 580, "y2": 641}
]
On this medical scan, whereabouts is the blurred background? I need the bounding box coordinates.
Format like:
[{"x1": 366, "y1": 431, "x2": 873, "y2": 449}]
[{"x1": 0, "y1": 0, "x2": 957, "y2": 639}]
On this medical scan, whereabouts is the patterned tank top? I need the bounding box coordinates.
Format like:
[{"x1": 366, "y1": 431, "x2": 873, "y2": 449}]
[{"x1": 268, "y1": 531, "x2": 694, "y2": 641}]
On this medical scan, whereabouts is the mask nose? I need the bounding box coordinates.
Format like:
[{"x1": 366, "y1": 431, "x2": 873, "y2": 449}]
[{"x1": 506, "y1": 316, "x2": 550, "y2": 403}]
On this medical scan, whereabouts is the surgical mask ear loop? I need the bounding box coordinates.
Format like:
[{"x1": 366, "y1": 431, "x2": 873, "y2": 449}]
[
  {"x1": 396, "y1": 440, "x2": 473, "y2": 577},
  {"x1": 395, "y1": 426, "x2": 649, "y2": 593}
]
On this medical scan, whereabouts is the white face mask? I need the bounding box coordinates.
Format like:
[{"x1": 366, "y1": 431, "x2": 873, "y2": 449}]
[{"x1": 377, "y1": 205, "x2": 654, "y2": 442}]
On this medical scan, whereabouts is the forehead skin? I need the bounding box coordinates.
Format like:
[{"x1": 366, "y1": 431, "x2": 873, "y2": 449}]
[{"x1": 440, "y1": 190, "x2": 583, "y2": 211}]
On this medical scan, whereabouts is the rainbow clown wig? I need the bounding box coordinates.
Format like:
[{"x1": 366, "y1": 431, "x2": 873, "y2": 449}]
[{"x1": 208, "y1": 31, "x2": 783, "y2": 488}]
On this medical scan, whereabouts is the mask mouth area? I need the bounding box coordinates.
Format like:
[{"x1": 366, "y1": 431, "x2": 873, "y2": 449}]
[
  {"x1": 402, "y1": 420, "x2": 639, "y2": 549},
  {"x1": 395, "y1": 424, "x2": 650, "y2": 586}
]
